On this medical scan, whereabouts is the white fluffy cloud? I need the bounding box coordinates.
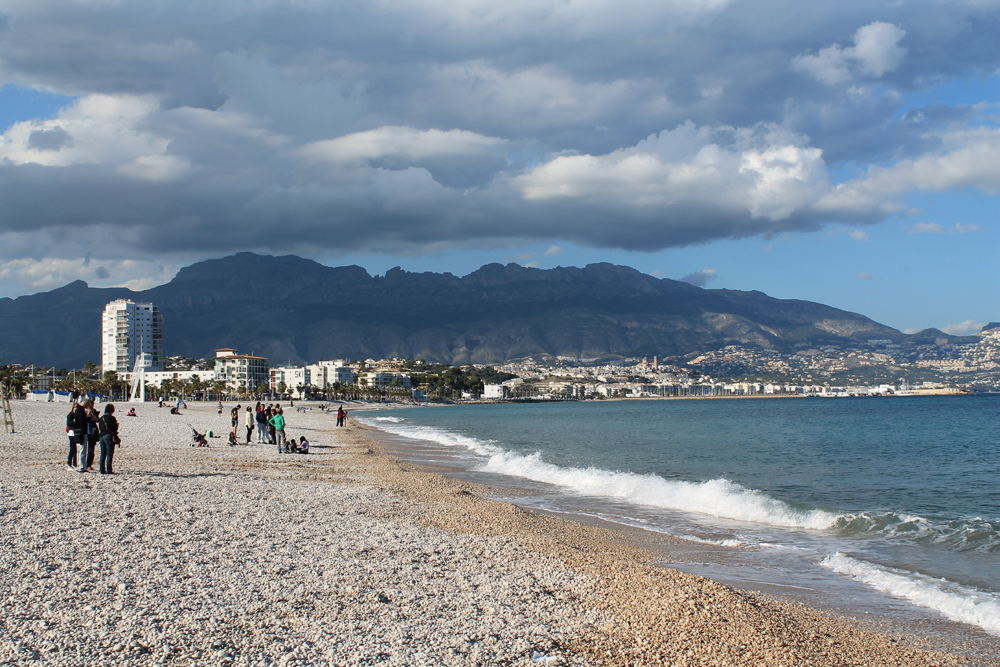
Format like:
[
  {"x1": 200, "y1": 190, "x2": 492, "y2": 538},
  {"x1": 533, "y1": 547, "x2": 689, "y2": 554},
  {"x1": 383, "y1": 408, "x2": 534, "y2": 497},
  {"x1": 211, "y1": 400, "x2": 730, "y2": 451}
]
[
  {"x1": 942, "y1": 320, "x2": 984, "y2": 336},
  {"x1": 0, "y1": 257, "x2": 179, "y2": 295},
  {"x1": 300, "y1": 127, "x2": 504, "y2": 163},
  {"x1": 0, "y1": 95, "x2": 166, "y2": 167},
  {"x1": 794, "y1": 22, "x2": 907, "y2": 85},
  {"x1": 516, "y1": 121, "x2": 834, "y2": 225},
  {"x1": 818, "y1": 127, "x2": 1000, "y2": 216}
]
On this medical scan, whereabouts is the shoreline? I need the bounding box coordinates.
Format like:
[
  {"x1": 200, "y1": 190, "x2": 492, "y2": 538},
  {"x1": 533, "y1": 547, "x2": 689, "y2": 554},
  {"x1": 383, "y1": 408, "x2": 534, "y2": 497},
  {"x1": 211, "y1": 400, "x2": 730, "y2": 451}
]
[
  {"x1": 0, "y1": 401, "x2": 982, "y2": 666},
  {"x1": 352, "y1": 417, "x2": 993, "y2": 666}
]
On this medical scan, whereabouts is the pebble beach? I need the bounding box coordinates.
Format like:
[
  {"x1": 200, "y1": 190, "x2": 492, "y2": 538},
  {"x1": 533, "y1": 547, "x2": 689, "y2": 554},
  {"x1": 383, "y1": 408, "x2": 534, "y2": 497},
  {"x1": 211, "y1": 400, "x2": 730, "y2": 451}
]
[{"x1": 0, "y1": 400, "x2": 980, "y2": 666}]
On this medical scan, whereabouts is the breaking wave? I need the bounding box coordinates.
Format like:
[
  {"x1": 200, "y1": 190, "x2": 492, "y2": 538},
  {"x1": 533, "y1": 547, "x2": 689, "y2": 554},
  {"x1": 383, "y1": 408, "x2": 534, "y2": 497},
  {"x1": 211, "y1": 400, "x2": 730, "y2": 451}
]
[
  {"x1": 821, "y1": 552, "x2": 1000, "y2": 636},
  {"x1": 358, "y1": 418, "x2": 839, "y2": 530}
]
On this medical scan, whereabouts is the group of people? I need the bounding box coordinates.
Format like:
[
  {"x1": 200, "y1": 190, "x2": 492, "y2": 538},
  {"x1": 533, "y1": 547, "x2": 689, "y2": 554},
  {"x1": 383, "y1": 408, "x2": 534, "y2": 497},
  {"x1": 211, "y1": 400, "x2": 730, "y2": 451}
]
[
  {"x1": 222, "y1": 402, "x2": 308, "y2": 454},
  {"x1": 65, "y1": 397, "x2": 121, "y2": 475}
]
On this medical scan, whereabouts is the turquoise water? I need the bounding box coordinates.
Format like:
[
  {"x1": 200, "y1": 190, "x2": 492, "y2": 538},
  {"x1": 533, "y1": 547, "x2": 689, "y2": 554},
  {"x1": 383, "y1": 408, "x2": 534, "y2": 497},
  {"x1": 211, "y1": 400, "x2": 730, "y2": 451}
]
[{"x1": 361, "y1": 395, "x2": 1000, "y2": 636}]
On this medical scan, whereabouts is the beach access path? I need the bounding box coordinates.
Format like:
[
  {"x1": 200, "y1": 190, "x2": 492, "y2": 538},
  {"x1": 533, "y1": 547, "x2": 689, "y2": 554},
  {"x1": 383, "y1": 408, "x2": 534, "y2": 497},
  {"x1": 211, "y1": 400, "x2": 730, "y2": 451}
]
[{"x1": 0, "y1": 401, "x2": 971, "y2": 667}]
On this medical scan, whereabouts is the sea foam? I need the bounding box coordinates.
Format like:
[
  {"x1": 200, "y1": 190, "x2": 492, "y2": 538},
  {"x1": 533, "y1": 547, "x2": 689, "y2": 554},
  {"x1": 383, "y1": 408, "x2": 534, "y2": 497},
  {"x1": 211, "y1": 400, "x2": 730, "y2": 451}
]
[
  {"x1": 360, "y1": 418, "x2": 839, "y2": 530},
  {"x1": 821, "y1": 552, "x2": 1000, "y2": 636}
]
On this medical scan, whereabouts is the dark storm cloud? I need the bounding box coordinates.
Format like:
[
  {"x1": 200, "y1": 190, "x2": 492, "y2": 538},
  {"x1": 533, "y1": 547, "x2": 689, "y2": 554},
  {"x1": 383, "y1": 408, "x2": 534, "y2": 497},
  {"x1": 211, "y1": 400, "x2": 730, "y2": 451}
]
[
  {"x1": 0, "y1": 0, "x2": 997, "y2": 269},
  {"x1": 26, "y1": 125, "x2": 73, "y2": 151}
]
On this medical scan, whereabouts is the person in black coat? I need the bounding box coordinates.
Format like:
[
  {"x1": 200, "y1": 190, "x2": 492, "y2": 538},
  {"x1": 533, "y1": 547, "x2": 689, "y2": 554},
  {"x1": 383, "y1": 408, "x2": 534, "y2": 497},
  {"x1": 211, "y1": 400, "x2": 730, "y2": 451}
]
[
  {"x1": 66, "y1": 399, "x2": 90, "y2": 471},
  {"x1": 97, "y1": 404, "x2": 121, "y2": 474}
]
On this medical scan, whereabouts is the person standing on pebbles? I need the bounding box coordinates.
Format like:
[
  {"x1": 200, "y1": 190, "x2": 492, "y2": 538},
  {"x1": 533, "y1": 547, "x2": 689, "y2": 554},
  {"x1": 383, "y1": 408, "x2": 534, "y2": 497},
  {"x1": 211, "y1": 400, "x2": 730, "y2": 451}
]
[
  {"x1": 85, "y1": 399, "x2": 100, "y2": 471},
  {"x1": 65, "y1": 399, "x2": 87, "y2": 469},
  {"x1": 244, "y1": 406, "x2": 255, "y2": 444},
  {"x1": 255, "y1": 404, "x2": 267, "y2": 443},
  {"x1": 97, "y1": 404, "x2": 121, "y2": 474},
  {"x1": 269, "y1": 407, "x2": 286, "y2": 453},
  {"x1": 230, "y1": 404, "x2": 241, "y2": 442},
  {"x1": 74, "y1": 398, "x2": 97, "y2": 473}
]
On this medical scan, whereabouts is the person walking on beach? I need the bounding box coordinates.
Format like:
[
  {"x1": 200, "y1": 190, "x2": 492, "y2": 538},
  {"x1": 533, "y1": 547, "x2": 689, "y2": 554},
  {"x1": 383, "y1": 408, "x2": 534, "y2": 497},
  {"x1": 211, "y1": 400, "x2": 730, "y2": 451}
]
[
  {"x1": 269, "y1": 408, "x2": 286, "y2": 453},
  {"x1": 336, "y1": 406, "x2": 346, "y2": 427},
  {"x1": 244, "y1": 406, "x2": 255, "y2": 444},
  {"x1": 97, "y1": 404, "x2": 120, "y2": 474}
]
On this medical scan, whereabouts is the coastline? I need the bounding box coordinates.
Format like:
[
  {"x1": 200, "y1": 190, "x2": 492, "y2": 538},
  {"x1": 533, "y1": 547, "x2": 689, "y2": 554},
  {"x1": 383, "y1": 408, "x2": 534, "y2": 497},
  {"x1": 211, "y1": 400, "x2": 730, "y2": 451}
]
[
  {"x1": 0, "y1": 401, "x2": 979, "y2": 666},
  {"x1": 351, "y1": 417, "x2": 987, "y2": 667}
]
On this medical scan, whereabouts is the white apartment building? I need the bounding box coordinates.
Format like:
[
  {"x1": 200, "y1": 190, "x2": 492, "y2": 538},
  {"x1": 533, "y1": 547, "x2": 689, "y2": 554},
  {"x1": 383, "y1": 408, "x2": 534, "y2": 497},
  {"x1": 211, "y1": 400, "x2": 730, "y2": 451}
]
[
  {"x1": 360, "y1": 371, "x2": 411, "y2": 390},
  {"x1": 214, "y1": 349, "x2": 270, "y2": 394},
  {"x1": 317, "y1": 360, "x2": 355, "y2": 384},
  {"x1": 271, "y1": 363, "x2": 356, "y2": 396},
  {"x1": 102, "y1": 299, "x2": 163, "y2": 374},
  {"x1": 271, "y1": 366, "x2": 309, "y2": 395}
]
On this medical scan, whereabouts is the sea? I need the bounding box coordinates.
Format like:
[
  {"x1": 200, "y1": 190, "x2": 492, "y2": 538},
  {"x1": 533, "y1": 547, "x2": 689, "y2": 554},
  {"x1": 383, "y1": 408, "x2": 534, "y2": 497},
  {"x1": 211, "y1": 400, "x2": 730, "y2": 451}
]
[{"x1": 358, "y1": 395, "x2": 999, "y2": 648}]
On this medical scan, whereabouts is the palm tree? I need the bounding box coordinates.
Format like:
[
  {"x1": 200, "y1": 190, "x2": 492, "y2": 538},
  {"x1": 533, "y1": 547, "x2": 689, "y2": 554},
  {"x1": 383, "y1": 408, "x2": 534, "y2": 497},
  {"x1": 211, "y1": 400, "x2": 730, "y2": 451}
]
[{"x1": 211, "y1": 380, "x2": 227, "y2": 400}]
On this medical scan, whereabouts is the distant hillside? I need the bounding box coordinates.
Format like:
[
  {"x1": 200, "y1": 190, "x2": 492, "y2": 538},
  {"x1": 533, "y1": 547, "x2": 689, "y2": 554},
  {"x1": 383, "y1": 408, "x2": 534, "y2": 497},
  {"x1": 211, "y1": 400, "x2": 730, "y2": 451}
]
[{"x1": 0, "y1": 252, "x2": 953, "y2": 367}]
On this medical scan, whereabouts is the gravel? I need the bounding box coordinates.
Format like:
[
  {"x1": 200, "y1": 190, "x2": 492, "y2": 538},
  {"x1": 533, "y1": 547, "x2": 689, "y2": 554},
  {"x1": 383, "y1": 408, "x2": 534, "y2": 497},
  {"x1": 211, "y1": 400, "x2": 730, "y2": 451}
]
[{"x1": 0, "y1": 401, "x2": 599, "y2": 666}]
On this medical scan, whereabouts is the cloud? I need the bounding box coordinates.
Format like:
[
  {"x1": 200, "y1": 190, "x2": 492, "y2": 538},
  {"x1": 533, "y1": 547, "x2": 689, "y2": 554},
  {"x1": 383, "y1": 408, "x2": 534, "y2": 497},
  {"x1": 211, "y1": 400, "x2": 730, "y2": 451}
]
[
  {"x1": 794, "y1": 22, "x2": 907, "y2": 85},
  {"x1": 905, "y1": 223, "x2": 943, "y2": 234},
  {"x1": 300, "y1": 127, "x2": 504, "y2": 163},
  {"x1": 544, "y1": 245, "x2": 562, "y2": 257},
  {"x1": 849, "y1": 230, "x2": 868, "y2": 240},
  {"x1": 941, "y1": 320, "x2": 983, "y2": 336},
  {"x1": 857, "y1": 272, "x2": 873, "y2": 280},
  {"x1": 680, "y1": 268, "x2": 717, "y2": 287},
  {"x1": 951, "y1": 223, "x2": 983, "y2": 233},
  {"x1": 0, "y1": 257, "x2": 178, "y2": 296},
  {"x1": 26, "y1": 126, "x2": 74, "y2": 151},
  {"x1": 0, "y1": 1, "x2": 994, "y2": 292}
]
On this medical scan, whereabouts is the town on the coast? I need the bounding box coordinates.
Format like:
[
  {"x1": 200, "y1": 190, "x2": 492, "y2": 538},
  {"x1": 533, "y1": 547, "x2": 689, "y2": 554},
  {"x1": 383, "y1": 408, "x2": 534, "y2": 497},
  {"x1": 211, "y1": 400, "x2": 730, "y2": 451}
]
[{"x1": 1, "y1": 298, "x2": 998, "y2": 403}]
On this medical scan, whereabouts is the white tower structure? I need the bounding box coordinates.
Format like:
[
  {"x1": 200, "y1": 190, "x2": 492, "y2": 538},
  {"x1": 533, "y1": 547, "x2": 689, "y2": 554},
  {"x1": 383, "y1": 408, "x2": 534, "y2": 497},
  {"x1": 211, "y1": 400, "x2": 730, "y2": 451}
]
[
  {"x1": 128, "y1": 349, "x2": 151, "y2": 403},
  {"x1": 102, "y1": 299, "x2": 163, "y2": 374}
]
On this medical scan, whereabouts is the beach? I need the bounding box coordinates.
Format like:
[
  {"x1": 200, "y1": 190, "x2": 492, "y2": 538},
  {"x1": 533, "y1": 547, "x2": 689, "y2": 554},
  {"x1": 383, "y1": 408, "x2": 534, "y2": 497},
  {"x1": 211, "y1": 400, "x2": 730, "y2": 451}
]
[{"x1": 0, "y1": 400, "x2": 975, "y2": 666}]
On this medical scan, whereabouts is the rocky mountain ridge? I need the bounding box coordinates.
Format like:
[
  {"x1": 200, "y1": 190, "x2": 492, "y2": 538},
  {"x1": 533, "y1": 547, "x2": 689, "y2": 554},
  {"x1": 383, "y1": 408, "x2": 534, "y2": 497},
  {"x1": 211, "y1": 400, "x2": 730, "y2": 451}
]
[{"x1": 0, "y1": 253, "x2": 974, "y2": 367}]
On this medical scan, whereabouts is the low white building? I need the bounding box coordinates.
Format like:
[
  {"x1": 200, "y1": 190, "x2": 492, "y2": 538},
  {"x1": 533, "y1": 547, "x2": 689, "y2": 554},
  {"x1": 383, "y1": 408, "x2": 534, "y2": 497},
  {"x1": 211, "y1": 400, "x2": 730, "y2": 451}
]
[
  {"x1": 483, "y1": 384, "x2": 507, "y2": 399},
  {"x1": 214, "y1": 349, "x2": 270, "y2": 394},
  {"x1": 360, "y1": 371, "x2": 411, "y2": 390}
]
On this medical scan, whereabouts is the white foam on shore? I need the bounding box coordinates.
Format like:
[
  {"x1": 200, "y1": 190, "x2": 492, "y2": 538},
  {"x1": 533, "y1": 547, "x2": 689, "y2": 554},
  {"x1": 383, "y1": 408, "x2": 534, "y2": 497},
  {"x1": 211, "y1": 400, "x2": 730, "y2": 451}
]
[
  {"x1": 821, "y1": 552, "x2": 1000, "y2": 636},
  {"x1": 360, "y1": 418, "x2": 839, "y2": 530}
]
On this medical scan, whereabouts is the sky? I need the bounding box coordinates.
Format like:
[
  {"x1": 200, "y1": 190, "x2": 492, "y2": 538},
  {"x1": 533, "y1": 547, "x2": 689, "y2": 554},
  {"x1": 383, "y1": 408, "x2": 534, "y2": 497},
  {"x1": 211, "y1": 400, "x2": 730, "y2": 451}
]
[{"x1": 0, "y1": 0, "x2": 997, "y2": 335}]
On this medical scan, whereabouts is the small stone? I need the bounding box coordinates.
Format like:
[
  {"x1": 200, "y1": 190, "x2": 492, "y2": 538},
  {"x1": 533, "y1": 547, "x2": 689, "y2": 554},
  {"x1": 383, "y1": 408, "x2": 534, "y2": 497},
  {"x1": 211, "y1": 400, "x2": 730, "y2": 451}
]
[
  {"x1": 212, "y1": 639, "x2": 224, "y2": 649},
  {"x1": 113, "y1": 643, "x2": 124, "y2": 652}
]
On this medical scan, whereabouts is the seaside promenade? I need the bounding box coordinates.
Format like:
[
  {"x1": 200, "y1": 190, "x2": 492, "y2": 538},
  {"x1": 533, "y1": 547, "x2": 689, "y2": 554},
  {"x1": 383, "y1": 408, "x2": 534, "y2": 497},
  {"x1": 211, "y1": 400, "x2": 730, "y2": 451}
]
[{"x1": 0, "y1": 401, "x2": 970, "y2": 666}]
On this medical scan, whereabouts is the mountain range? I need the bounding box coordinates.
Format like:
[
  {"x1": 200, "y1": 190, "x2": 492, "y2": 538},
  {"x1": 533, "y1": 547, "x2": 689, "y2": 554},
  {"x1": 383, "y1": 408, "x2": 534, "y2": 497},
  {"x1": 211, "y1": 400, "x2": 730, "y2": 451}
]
[{"x1": 0, "y1": 253, "x2": 974, "y2": 368}]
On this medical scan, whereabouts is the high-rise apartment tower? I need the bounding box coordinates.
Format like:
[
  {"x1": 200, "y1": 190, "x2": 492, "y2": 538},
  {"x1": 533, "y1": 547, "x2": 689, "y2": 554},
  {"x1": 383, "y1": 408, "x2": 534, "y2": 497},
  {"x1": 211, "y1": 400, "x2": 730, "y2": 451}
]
[{"x1": 101, "y1": 299, "x2": 163, "y2": 374}]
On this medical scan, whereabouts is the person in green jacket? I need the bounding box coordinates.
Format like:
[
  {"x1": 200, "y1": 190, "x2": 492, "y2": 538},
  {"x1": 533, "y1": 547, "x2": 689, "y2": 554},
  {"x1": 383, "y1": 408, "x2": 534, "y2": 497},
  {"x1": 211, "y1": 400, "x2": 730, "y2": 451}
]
[{"x1": 269, "y1": 408, "x2": 286, "y2": 453}]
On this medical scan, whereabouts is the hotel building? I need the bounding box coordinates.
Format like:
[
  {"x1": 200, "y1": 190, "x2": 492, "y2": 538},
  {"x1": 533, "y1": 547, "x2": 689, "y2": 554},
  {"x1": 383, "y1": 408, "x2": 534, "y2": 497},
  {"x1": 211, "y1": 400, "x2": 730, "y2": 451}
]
[{"x1": 214, "y1": 349, "x2": 270, "y2": 394}]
